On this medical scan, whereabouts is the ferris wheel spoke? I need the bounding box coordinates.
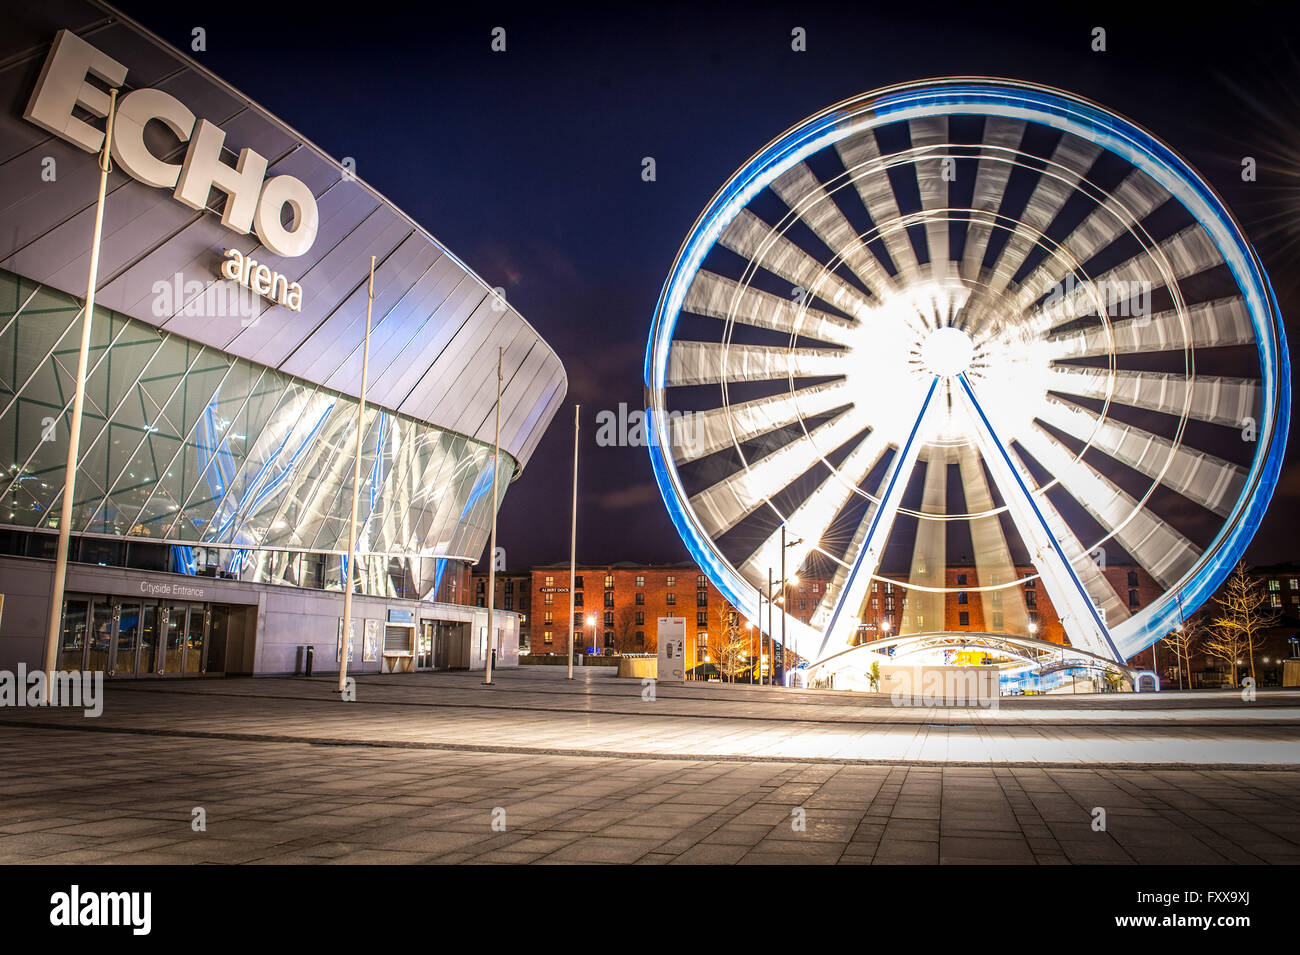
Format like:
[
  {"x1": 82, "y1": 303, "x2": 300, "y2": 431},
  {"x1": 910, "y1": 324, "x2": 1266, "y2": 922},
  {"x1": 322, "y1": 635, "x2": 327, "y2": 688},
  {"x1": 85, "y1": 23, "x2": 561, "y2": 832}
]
[
  {"x1": 688, "y1": 408, "x2": 868, "y2": 538},
  {"x1": 769, "y1": 162, "x2": 897, "y2": 296},
  {"x1": 1045, "y1": 365, "x2": 1260, "y2": 428},
  {"x1": 836, "y1": 130, "x2": 924, "y2": 281},
  {"x1": 683, "y1": 270, "x2": 856, "y2": 346},
  {"x1": 664, "y1": 340, "x2": 847, "y2": 387},
  {"x1": 959, "y1": 118, "x2": 1028, "y2": 286},
  {"x1": 1015, "y1": 419, "x2": 1203, "y2": 588},
  {"x1": 957, "y1": 444, "x2": 1032, "y2": 636},
  {"x1": 815, "y1": 377, "x2": 940, "y2": 658},
  {"x1": 956, "y1": 374, "x2": 1124, "y2": 659},
  {"x1": 737, "y1": 428, "x2": 892, "y2": 592},
  {"x1": 1036, "y1": 397, "x2": 1247, "y2": 517},
  {"x1": 720, "y1": 210, "x2": 874, "y2": 320},
  {"x1": 901, "y1": 446, "x2": 948, "y2": 635},
  {"x1": 908, "y1": 116, "x2": 953, "y2": 272},
  {"x1": 1044, "y1": 296, "x2": 1256, "y2": 360},
  {"x1": 1008, "y1": 168, "x2": 1172, "y2": 316},
  {"x1": 668, "y1": 379, "x2": 852, "y2": 464}
]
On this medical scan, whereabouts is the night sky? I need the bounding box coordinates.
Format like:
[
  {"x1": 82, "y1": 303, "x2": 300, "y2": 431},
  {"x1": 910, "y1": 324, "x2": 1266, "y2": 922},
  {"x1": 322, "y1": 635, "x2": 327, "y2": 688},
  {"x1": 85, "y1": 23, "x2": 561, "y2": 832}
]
[{"x1": 115, "y1": 0, "x2": 1300, "y2": 571}]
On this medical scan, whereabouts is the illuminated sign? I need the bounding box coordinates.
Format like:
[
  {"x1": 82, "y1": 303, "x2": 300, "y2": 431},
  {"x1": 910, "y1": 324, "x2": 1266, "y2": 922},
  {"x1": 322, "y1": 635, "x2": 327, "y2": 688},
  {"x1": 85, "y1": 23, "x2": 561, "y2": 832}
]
[
  {"x1": 220, "y1": 249, "x2": 302, "y2": 312},
  {"x1": 24, "y1": 30, "x2": 320, "y2": 259}
]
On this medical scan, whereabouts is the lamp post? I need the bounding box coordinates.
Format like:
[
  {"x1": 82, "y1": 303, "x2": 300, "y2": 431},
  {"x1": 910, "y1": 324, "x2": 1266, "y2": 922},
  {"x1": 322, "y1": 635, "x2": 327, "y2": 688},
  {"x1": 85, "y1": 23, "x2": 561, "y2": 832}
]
[{"x1": 586, "y1": 613, "x2": 596, "y2": 659}]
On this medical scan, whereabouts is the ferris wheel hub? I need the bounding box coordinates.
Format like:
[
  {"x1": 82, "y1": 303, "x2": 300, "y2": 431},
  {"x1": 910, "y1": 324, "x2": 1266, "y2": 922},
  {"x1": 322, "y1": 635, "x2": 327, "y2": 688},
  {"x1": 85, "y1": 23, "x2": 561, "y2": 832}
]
[{"x1": 920, "y1": 325, "x2": 974, "y2": 378}]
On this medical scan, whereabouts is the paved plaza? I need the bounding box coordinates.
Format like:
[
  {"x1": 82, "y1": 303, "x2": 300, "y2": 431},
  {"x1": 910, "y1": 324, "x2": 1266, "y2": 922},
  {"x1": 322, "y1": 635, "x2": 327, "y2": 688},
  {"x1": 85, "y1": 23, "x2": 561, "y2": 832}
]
[{"x1": 1, "y1": 667, "x2": 1298, "y2": 864}]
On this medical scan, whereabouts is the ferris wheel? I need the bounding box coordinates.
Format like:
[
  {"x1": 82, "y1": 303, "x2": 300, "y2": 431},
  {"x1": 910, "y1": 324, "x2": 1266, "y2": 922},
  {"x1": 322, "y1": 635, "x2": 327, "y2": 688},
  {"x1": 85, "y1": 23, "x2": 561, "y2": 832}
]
[{"x1": 644, "y1": 79, "x2": 1289, "y2": 665}]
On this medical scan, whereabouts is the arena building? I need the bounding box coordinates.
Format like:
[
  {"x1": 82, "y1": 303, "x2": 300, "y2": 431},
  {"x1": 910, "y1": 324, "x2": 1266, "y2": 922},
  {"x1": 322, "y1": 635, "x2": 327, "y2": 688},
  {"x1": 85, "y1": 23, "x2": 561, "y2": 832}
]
[{"x1": 0, "y1": 2, "x2": 565, "y2": 676}]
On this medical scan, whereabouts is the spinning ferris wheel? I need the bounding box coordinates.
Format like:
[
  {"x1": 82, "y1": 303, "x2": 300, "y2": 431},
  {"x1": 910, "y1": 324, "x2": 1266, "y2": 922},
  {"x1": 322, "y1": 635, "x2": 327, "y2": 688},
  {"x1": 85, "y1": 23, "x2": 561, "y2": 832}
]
[{"x1": 645, "y1": 79, "x2": 1289, "y2": 666}]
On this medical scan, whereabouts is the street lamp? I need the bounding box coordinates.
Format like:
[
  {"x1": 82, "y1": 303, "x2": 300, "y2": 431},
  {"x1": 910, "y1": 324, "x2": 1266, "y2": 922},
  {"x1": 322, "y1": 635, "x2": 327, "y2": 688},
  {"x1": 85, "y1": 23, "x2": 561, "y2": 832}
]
[{"x1": 586, "y1": 613, "x2": 596, "y2": 657}]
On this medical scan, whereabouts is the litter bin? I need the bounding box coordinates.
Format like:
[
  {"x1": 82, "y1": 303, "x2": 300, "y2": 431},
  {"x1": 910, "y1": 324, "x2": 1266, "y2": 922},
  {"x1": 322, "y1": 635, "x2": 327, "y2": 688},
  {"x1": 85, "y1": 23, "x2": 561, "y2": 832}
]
[{"x1": 304, "y1": 644, "x2": 314, "y2": 677}]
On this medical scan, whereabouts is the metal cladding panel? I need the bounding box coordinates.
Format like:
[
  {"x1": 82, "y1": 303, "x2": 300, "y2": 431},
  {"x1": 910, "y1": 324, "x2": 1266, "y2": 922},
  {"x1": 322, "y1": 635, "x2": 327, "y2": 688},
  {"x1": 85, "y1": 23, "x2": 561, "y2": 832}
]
[{"x1": 0, "y1": 0, "x2": 565, "y2": 468}]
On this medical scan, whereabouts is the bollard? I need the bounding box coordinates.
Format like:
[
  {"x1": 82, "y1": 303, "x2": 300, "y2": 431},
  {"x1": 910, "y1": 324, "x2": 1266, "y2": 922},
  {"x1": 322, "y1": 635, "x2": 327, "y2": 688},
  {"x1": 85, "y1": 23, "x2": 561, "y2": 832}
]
[{"x1": 305, "y1": 644, "x2": 314, "y2": 677}]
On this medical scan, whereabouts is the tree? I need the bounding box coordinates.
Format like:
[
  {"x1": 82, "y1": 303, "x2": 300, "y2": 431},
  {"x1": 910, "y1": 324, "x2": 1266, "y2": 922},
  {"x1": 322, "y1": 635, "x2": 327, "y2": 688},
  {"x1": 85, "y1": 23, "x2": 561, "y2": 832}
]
[
  {"x1": 708, "y1": 605, "x2": 750, "y2": 682},
  {"x1": 1161, "y1": 615, "x2": 1204, "y2": 690},
  {"x1": 1202, "y1": 621, "x2": 1249, "y2": 687},
  {"x1": 1209, "y1": 563, "x2": 1278, "y2": 684}
]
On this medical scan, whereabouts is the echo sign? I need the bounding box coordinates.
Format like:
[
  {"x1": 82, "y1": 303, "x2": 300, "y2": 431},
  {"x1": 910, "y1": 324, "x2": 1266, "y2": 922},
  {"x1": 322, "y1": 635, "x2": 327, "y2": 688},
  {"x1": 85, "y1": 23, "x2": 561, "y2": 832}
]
[{"x1": 24, "y1": 29, "x2": 320, "y2": 260}]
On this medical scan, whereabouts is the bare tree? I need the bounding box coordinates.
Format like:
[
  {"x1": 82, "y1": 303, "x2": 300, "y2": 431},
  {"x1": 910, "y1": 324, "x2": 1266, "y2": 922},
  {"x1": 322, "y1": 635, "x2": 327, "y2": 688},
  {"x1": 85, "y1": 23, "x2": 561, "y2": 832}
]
[
  {"x1": 1161, "y1": 615, "x2": 1204, "y2": 690},
  {"x1": 1210, "y1": 563, "x2": 1278, "y2": 684},
  {"x1": 709, "y1": 605, "x2": 750, "y2": 682}
]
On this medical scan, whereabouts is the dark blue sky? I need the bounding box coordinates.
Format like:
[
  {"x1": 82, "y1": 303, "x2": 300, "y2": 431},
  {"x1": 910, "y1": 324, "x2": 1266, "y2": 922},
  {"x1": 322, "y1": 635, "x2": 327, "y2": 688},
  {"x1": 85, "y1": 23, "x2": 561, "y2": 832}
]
[{"x1": 117, "y1": 0, "x2": 1300, "y2": 569}]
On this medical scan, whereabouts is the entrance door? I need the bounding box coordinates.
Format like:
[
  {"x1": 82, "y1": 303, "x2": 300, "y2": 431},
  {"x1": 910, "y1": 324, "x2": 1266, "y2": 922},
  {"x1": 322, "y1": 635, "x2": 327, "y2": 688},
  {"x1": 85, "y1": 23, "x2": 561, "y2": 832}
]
[
  {"x1": 112, "y1": 602, "x2": 140, "y2": 676},
  {"x1": 163, "y1": 604, "x2": 187, "y2": 673},
  {"x1": 139, "y1": 603, "x2": 160, "y2": 675},
  {"x1": 185, "y1": 605, "x2": 208, "y2": 673},
  {"x1": 60, "y1": 597, "x2": 89, "y2": 670},
  {"x1": 417, "y1": 620, "x2": 434, "y2": 669}
]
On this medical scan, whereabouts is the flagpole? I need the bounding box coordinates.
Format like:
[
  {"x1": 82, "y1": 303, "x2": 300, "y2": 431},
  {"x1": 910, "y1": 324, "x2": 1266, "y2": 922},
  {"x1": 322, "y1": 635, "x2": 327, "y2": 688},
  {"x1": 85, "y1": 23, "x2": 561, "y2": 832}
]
[
  {"x1": 43, "y1": 88, "x2": 119, "y2": 689},
  {"x1": 338, "y1": 255, "x2": 376, "y2": 694},
  {"x1": 483, "y1": 346, "x2": 503, "y2": 686},
  {"x1": 567, "y1": 403, "x2": 579, "y2": 680}
]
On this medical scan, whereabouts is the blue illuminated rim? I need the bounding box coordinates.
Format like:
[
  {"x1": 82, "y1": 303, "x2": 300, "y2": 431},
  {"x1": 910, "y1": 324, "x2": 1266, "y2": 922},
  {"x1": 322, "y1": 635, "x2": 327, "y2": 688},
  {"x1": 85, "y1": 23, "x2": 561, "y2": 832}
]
[{"x1": 644, "y1": 78, "x2": 1290, "y2": 660}]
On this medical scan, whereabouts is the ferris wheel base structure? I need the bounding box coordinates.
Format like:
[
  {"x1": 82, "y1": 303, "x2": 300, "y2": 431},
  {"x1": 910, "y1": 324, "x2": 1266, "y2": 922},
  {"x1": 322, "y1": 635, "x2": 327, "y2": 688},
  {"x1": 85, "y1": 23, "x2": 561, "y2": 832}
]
[{"x1": 645, "y1": 78, "x2": 1289, "y2": 686}]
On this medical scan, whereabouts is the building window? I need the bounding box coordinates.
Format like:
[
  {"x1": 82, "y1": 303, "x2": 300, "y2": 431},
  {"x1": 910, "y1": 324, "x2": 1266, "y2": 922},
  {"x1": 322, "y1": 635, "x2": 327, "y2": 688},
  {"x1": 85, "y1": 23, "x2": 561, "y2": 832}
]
[
  {"x1": 544, "y1": 593, "x2": 553, "y2": 606},
  {"x1": 476, "y1": 580, "x2": 485, "y2": 593},
  {"x1": 811, "y1": 581, "x2": 820, "y2": 594},
  {"x1": 1271, "y1": 594, "x2": 1282, "y2": 608},
  {"x1": 604, "y1": 592, "x2": 615, "y2": 608},
  {"x1": 635, "y1": 611, "x2": 644, "y2": 625},
  {"x1": 544, "y1": 612, "x2": 553, "y2": 625},
  {"x1": 885, "y1": 581, "x2": 893, "y2": 594},
  {"x1": 1127, "y1": 571, "x2": 1139, "y2": 588},
  {"x1": 545, "y1": 575, "x2": 554, "y2": 588},
  {"x1": 1023, "y1": 575, "x2": 1035, "y2": 588},
  {"x1": 574, "y1": 592, "x2": 583, "y2": 607},
  {"x1": 992, "y1": 612, "x2": 1003, "y2": 629},
  {"x1": 574, "y1": 613, "x2": 582, "y2": 627},
  {"x1": 884, "y1": 595, "x2": 894, "y2": 612},
  {"x1": 991, "y1": 589, "x2": 1002, "y2": 606},
  {"x1": 574, "y1": 575, "x2": 583, "y2": 589},
  {"x1": 635, "y1": 631, "x2": 645, "y2": 646},
  {"x1": 697, "y1": 612, "x2": 707, "y2": 627},
  {"x1": 604, "y1": 611, "x2": 614, "y2": 627},
  {"x1": 872, "y1": 598, "x2": 879, "y2": 610},
  {"x1": 957, "y1": 592, "x2": 968, "y2": 605},
  {"x1": 696, "y1": 592, "x2": 708, "y2": 608},
  {"x1": 666, "y1": 576, "x2": 676, "y2": 588},
  {"x1": 697, "y1": 575, "x2": 707, "y2": 589},
  {"x1": 1025, "y1": 591, "x2": 1037, "y2": 609},
  {"x1": 604, "y1": 631, "x2": 614, "y2": 648},
  {"x1": 543, "y1": 631, "x2": 553, "y2": 645},
  {"x1": 635, "y1": 575, "x2": 645, "y2": 588},
  {"x1": 635, "y1": 592, "x2": 645, "y2": 605},
  {"x1": 956, "y1": 573, "x2": 967, "y2": 586},
  {"x1": 504, "y1": 580, "x2": 514, "y2": 594},
  {"x1": 958, "y1": 611, "x2": 969, "y2": 627},
  {"x1": 476, "y1": 597, "x2": 485, "y2": 607},
  {"x1": 605, "y1": 574, "x2": 615, "y2": 590},
  {"x1": 697, "y1": 632, "x2": 708, "y2": 647},
  {"x1": 504, "y1": 597, "x2": 513, "y2": 610},
  {"x1": 1128, "y1": 589, "x2": 1140, "y2": 608},
  {"x1": 1290, "y1": 578, "x2": 1299, "y2": 590},
  {"x1": 666, "y1": 593, "x2": 676, "y2": 606},
  {"x1": 1268, "y1": 578, "x2": 1280, "y2": 591}
]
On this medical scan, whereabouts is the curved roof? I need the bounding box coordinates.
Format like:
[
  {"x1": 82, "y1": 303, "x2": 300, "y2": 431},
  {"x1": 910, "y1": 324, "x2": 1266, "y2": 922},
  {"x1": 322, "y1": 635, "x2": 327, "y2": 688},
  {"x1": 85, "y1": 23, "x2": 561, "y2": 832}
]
[{"x1": 0, "y1": 0, "x2": 565, "y2": 470}]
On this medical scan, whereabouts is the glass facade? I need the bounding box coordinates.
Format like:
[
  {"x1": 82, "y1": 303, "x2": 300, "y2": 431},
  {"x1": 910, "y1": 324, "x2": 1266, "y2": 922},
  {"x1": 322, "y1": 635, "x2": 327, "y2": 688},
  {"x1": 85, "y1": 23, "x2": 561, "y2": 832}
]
[{"x1": 0, "y1": 268, "x2": 511, "y2": 600}]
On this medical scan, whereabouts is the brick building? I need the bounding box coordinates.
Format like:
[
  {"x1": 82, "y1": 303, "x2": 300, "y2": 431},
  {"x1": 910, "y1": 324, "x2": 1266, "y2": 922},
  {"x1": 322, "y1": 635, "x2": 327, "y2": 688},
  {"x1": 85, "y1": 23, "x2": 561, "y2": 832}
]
[{"x1": 468, "y1": 572, "x2": 531, "y2": 649}]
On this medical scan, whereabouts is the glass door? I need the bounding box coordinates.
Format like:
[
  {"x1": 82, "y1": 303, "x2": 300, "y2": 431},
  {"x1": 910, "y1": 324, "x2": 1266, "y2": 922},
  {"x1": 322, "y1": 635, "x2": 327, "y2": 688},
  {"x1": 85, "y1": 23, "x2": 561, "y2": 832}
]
[
  {"x1": 113, "y1": 602, "x2": 140, "y2": 676},
  {"x1": 163, "y1": 605, "x2": 186, "y2": 673},
  {"x1": 185, "y1": 605, "x2": 207, "y2": 673},
  {"x1": 60, "y1": 598, "x2": 89, "y2": 670},
  {"x1": 86, "y1": 600, "x2": 114, "y2": 672},
  {"x1": 417, "y1": 620, "x2": 434, "y2": 669},
  {"x1": 139, "y1": 604, "x2": 159, "y2": 675}
]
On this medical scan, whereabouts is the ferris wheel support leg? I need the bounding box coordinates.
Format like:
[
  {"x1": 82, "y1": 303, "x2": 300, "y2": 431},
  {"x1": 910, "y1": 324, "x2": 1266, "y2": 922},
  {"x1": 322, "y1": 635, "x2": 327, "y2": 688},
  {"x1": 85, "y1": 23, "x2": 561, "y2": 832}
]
[
  {"x1": 956, "y1": 374, "x2": 1123, "y2": 663},
  {"x1": 816, "y1": 376, "x2": 940, "y2": 660}
]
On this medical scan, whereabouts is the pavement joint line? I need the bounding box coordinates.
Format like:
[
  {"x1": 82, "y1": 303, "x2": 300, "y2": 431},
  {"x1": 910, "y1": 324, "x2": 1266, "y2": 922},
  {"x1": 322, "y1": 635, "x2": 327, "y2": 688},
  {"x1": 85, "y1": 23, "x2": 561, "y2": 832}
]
[
  {"x1": 1, "y1": 720, "x2": 1298, "y2": 771},
  {"x1": 76, "y1": 685, "x2": 1300, "y2": 729}
]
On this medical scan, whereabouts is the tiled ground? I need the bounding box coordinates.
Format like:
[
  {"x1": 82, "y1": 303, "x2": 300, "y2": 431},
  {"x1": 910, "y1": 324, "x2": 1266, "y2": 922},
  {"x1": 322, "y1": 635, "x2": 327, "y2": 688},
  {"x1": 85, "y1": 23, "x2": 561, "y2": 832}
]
[{"x1": 1, "y1": 668, "x2": 1298, "y2": 864}]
